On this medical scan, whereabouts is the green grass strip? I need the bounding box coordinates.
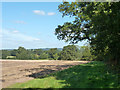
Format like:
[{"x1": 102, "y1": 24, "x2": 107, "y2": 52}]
[{"x1": 9, "y1": 61, "x2": 119, "y2": 88}]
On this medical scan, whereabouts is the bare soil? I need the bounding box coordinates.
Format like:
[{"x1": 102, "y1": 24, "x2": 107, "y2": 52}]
[{"x1": 0, "y1": 60, "x2": 90, "y2": 88}]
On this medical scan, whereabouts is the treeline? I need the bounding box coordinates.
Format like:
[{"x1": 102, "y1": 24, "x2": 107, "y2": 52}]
[
  {"x1": 1, "y1": 45, "x2": 92, "y2": 60},
  {"x1": 55, "y1": 2, "x2": 120, "y2": 65}
]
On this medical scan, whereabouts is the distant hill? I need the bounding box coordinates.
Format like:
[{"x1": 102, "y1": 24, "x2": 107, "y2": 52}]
[
  {"x1": 38, "y1": 48, "x2": 62, "y2": 51},
  {"x1": 1, "y1": 48, "x2": 63, "y2": 51},
  {"x1": 1, "y1": 49, "x2": 14, "y2": 51}
]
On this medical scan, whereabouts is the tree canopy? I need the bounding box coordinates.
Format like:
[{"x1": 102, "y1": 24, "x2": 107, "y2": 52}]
[
  {"x1": 55, "y1": 2, "x2": 120, "y2": 64},
  {"x1": 60, "y1": 45, "x2": 79, "y2": 60},
  {"x1": 1, "y1": 45, "x2": 92, "y2": 61}
]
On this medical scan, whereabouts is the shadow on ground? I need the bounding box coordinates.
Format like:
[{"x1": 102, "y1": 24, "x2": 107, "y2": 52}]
[
  {"x1": 26, "y1": 65, "x2": 73, "y2": 78},
  {"x1": 26, "y1": 62, "x2": 119, "y2": 88}
]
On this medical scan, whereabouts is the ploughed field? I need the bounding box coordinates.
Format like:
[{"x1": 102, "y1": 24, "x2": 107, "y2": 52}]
[{"x1": 1, "y1": 60, "x2": 90, "y2": 88}]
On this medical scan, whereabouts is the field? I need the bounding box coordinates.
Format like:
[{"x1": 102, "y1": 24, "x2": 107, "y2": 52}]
[
  {"x1": 1, "y1": 60, "x2": 90, "y2": 88},
  {"x1": 7, "y1": 61, "x2": 119, "y2": 88}
]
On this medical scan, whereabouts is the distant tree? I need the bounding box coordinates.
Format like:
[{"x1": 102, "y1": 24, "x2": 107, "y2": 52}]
[
  {"x1": 2, "y1": 50, "x2": 11, "y2": 59},
  {"x1": 80, "y1": 46, "x2": 92, "y2": 61},
  {"x1": 39, "y1": 53, "x2": 48, "y2": 59},
  {"x1": 47, "y1": 48, "x2": 60, "y2": 59},
  {"x1": 53, "y1": 53, "x2": 59, "y2": 60},
  {"x1": 11, "y1": 49, "x2": 17, "y2": 56},
  {"x1": 0, "y1": 50, "x2": 2, "y2": 59},
  {"x1": 60, "y1": 45, "x2": 79, "y2": 60},
  {"x1": 16, "y1": 47, "x2": 29, "y2": 60},
  {"x1": 29, "y1": 54, "x2": 39, "y2": 60},
  {"x1": 33, "y1": 49, "x2": 43, "y2": 55}
]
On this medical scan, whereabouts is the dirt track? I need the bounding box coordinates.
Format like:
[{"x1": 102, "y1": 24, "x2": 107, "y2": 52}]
[{"x1": 0, "y1": 60, "x2": 90, "y2": 88}]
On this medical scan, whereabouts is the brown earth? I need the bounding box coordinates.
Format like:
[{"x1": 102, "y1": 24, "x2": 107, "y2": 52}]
[{"x1": 0, "y1": 60, "x2": 90, "y2": 88}]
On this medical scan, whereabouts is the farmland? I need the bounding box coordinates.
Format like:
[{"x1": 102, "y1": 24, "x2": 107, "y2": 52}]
[{"x1": 1, "y1": 60, "x2": 90, "y2": 88}]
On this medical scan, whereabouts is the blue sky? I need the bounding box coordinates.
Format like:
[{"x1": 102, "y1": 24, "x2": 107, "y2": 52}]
[{"x1": 2, "y1": 2, "x2": 87, "y2": 49}]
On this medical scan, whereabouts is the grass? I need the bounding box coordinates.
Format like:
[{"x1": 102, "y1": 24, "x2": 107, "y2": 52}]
[{"x1": 8, "y1": 61, "x2": 119, "y2": 88}]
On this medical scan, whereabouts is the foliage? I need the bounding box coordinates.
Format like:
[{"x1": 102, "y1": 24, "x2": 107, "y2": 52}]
[
  {"x1": 47, "y1": 48, "x2": 59, "y2": 59},
  {"x1": 33, "y1": 49, "x2": 43, "y2": 55},
  {"x1": 80, "y1": 46, "x2": 92, "y2": 61},
  {"x1": 1, "y1": 45, "x2": 93, "y2": 60},
  {"x1": 16, "y1": 47, "x2": 29, "y2": 60},
  {"x1": 39, "y1": 52, "x2": 49, "y2": 59},
  {"x1": 1, "y1": 50, "x2": 11, "y2": 59},
  {"x1": 9, "y1": 61, "x2": 119, "y2": 88},
  {"x1": 55, "y1": 2, "x2": 120, "y2": 64},
  {"x1": 53, "y1": 53, "x2": 59, "y2": 60},
  {"x1": 11, "y1": 49, "x2": 17, "y2": 56},
  {"x1": 59, "y1": 45, "x2": 79, "y2": 60}
]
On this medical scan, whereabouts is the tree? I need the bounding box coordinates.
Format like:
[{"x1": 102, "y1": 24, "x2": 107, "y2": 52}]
[
  {"x1": 80, "y1": 46, "x2": 92, "y2": 61},
  {"x1": 60, "y1": 45, "x2": 79, "y2": 60},
  {"x1": 53, "y1": 53, "x2": 59, "y2": 60},
  {"x1": 11, "y1": 49, "x2": 17, "y2": 56},
  {"x1": 2, "y1": 50, "x2": 11, "y2": 59},
  {"x1": 55, "y1": 2, "x2": 120, "y2": 64},
  {"x1": 39, "y1": 53, "x2": 48, "y2": 59},
  {"x1": 16, "y1": 46, "x2": 29, "y2": 60},
  {"x1": 47, "y1": 48, "x2": 60, "y2": 59},
  {"x1": 33, "y1": 49, "x2": 43, "y2": 55}
]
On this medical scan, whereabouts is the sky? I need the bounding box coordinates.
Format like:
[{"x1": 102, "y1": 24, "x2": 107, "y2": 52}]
[{"x1": 1, "y1": 2, "x2": 87, "y2": 49}]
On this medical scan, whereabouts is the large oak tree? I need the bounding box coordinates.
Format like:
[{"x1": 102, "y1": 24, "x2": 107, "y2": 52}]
[{"x1": 55, "y1": 2, "x2": 120, "y2": 64}]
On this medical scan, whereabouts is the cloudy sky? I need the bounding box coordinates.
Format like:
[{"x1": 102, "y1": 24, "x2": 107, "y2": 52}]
[{"x1": 1, "y1": 2, "x2": 87, "y2": 49}]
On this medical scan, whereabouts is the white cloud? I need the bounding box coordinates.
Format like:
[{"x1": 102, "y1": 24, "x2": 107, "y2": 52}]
[
  {"x1": 13, "y1": 30, "x2": 19, "y2": 33},
  {"x1": 47, "y1": 12, "x2": 55, "y2": 16},
  {"x1": 14, "y1": 21, "x2": 26, "y2": 24},
  {"x1": 2, "y1": 29, "x2": 41, "y2": 42},
  {"x1": 34, "y1": 38, "x2": 40, "y2": 41},
  {"x1": 2, "y1": 29, "x2": 44, "y2": 49},
  {"x1": 33, "y1": 10, "x2": 45, "y2": 15},
  {"x1": 37, "y1": 32, "x2": 41, "y2": 35}
]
